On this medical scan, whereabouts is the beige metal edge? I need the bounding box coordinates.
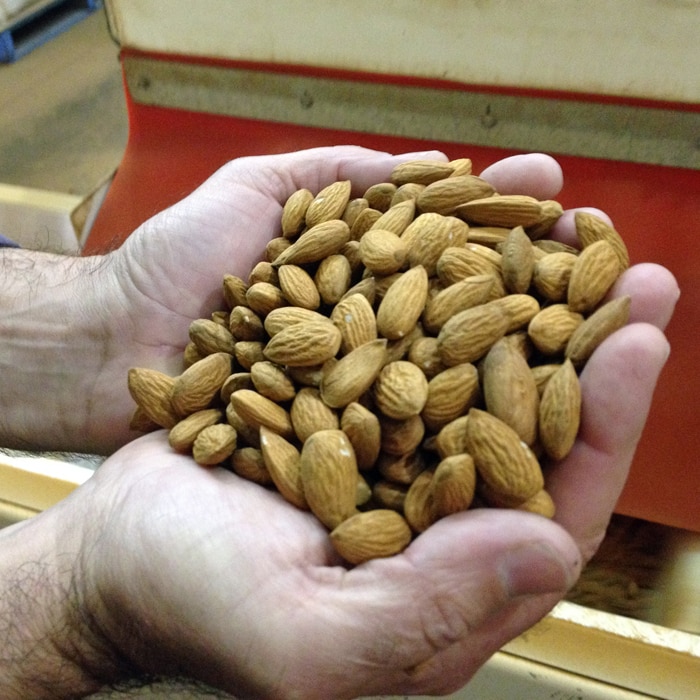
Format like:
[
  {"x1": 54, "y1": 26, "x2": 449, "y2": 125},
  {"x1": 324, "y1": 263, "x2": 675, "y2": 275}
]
[
  {"x1": 504, "y1": 600, "x2": 700, "y2": 699},
  {"x1": 104, "y1": 0, "x2": 700, "y2": 104},
  {"x1": 123, "y1": 56, "x2": 700, "y2": 169}
]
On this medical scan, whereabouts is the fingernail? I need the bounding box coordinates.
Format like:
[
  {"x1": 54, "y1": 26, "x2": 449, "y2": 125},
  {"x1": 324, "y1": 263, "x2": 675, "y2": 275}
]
[{"x1": 501, "y1": 542, "x2": 578, "y2": 599}]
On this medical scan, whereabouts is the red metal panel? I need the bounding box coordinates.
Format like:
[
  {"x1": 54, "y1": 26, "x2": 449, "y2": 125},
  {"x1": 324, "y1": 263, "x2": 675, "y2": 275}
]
[{"x1": 86, "y1": 53, "x2": 700, "y2": 533}]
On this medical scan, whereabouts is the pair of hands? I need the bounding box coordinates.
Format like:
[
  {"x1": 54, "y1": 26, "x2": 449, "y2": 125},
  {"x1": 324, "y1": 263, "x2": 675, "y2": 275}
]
[{"x1": 3, "y1": 147, "x2": 679, "y2": 699}]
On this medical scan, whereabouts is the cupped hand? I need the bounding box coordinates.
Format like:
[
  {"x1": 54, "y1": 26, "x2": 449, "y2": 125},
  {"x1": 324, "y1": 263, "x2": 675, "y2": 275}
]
[{"x1": 69, "y1": 149, "x2": 679, "y2": 698}]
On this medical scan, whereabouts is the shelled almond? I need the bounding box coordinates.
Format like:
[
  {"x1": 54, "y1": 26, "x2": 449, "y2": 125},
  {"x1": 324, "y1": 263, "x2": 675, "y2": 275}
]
[{"x1": 128, "y1": 157, "x2": 632, "y2": 565}]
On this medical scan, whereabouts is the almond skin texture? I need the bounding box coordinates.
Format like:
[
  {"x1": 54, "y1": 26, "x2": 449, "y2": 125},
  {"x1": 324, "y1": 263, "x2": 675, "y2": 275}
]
[
  {"x1": 320, "y1": 339, "x2": 388, "y2": 409},
  {"x1": 373, "y1": 361, "x2": 429, "y2": 420},
  {"x1": 464, "y1": 408, "x2": 544, "y2": 504},
  {"x1": 168, "y1": 408, "x2": 223, "y2": 453},
  {"x1": 128, "y1": 367, "x2": 179, "y2": 429},
  {"x1": 281, "y1": 187, "x2": 313, "y2": 238},
  {"x1": 421, "y1": 363, "x2": 480, "y2": 432},
  {"x1": 230, "y1": 389, "x2": 294, "y2": 440},
  {"x1": 290, "y1": 387, "x2": 340, "y2": 443},
  {"x1": 271, "y1": 219, "x2": 351, "y2": 267},
  {"x1": 340, "y1": 402, "x2": 382, "y2": 471},
  {"x1": 192, "y1": 423, "x2": 238, "y2": 466},
  {"x1": 259, "y1": 426, "x2": 308, "y2": 510},
  {"x1": 330, "y1": 293, "x2": 378, "y2": 354},
  {"x1": 305, "y1": 180, "x2": 352, "y2": 227},
  {"x1": 437, "y1": 303, "x2": 509, "y2": 366},
  {"x1": 263, "y1": 319, "x2": 342, "y2": 367},
  {"x1": 565, "y1": 295, "x2": 631, "y2": 368},
  {"x1": 330, "y1": 510, "x2": 413, "y2": 564},
  {"x1": 528, "y1": 304, "x2": 584, "y2": 356},
  {"x1": 376, "y1": 265, "x2": 429, "y2": 340},
  {"x1": 431, "y1": 453, "x2": 477, "y2": 519},
  {"x1": 300, "y1": 430, "x2": 359, "y2": 529},
  {"x1": 567, "y1": 239, "x2": 621, "y2": 313},
  {"x1": 482, "y1": 337, "x2": 540, "y2": 445},
  {"x1": 539, "y1": 359, "x2": 581, "y2": 461},
  {"x1": 171, "y1": 352, "x2": 232, "y2": 417}
]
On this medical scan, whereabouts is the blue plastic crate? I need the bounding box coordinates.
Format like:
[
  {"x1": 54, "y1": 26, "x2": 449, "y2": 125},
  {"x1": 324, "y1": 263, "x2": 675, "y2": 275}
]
[{"x1": 0, "y1": 0, "x2": 101, "y2": 63}]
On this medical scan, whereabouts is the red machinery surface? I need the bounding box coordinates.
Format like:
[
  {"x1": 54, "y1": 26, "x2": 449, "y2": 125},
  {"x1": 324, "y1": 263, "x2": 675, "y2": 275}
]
[{"x1": 86, "y1": 50, "x2": 700, "y2": 533}]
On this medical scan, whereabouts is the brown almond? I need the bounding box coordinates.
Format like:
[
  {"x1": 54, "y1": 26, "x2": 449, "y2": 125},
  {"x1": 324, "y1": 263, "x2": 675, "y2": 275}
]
[
  {"x1": 373, "y1": 360, "x2": 429, "y2": 420},
  {"x1": 320, "y1": 339, "x2": 388, "y2": 409},
  {"x1": 340, "y1": 402, "x2": 382, "y2": 470},
  {"x1": 482, "y1": 337, "x2": 540, "y2": 445},
  {"x1": 127, "y1": 367, "x2": 180, "y2": 429},
  {"x1": 575, "y1": 211, "x2": 630, "y2": 271},
  {"x1": 464, "y1": 408, "x2": 544, "y2": 504},
  {"x1": 437, "y1": 303, "x2": 509, "y2": 366},
  {"x1": 171, "y1": 352, "x2": 232, "y2": 417},
  {"x1": 565, "y1": 295, "x2": 631, "y2": 368},
  {"x1": 250, "y1": 361, "x2": 296, "y2": 403},
  {"x1": 330, "y1": 509, "x2": 413, "y2": 564},
  {"x1": 305, "y1": 180, "x2": 352, "y2": 227},
  {"x1": 358, "y1": 228, "x2": 409, "y2": 275},
  {"x1": 281, "y1": 187, "x2": 313, "y2": 238},
  {"x1": 391, "y1": 159, "x2": 455, "y2": 185},
  {"x1": 300, "y1": 429, "x2": 359, "y2": 529},
  {"x1": 421, "y1": 363, "x2": 480, "y2": 432},
  {"x1": 370, "y1": 198, "x2": 416, "y2": 235},
  {"x1": 422, "y1": 274, "x2": 495, "y2": 334},
  {"x1": 259, "y1": 426, "x2": 307, "y2": 510},
  {"x1": 539, "y1": 358, "x2": 581, "y2": 461},
  {"x1": 416, "y1": 174, "x2": 496, "y2": 215},
  {"x1": 277, "y1": 264, "x2": 322, "y2": 310},
  {"x1": 532, "y1": 251, "x2": 578, "y2": 302},
  {"x1": 431, "y1": 453, "x2": 476, "y2": 518},
  {"x1": 272, "y1": 219, "x2": 351, "y2": 267},
  {"x1": 192, "y1": 423, "x2": 238, "y2": 466},
  {"x1": 456, "y1": 194, "x2": 543, "y2": 227},
  {"x1": 230, "y1": 389, "x2": 295, "y2": 440},
  {"x1": 501, "y1": 225, "x2": 535, "y2": 294},
  {"x1": 567, "y1": 239, "x2": 622, "y2": 313},
  {"x1": 376, "y1": 265, "x2": 429, "y2": 340},
  {"x1": 263, "y1": 319, "x2": 342, "y2": 367},
  {"x1": 330, "y1": 292, "x2": 378, "y2": 354},
  {"x1": 290, "y1": 387, "x2": 340, "y2": 443},
  {"x1": 230, "y1": 446, "x2": 271, "y2": 485},
  {"x1": 528, "y1": 304, "x2": 584, "y2": 355},
  {"x1": 168, "y1": 408, "x2": 223, "y2": 452}
]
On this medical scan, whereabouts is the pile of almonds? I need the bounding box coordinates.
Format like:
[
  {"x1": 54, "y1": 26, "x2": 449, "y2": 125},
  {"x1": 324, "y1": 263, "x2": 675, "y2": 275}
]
[{"x1": 128, "y1": 158, "x2": 631, "y2": 565}]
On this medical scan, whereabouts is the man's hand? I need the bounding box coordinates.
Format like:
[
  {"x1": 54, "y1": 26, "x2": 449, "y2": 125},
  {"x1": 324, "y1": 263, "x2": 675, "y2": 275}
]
[{"x1": 0, "y1": 147, "x2": 679, "y2": 699}]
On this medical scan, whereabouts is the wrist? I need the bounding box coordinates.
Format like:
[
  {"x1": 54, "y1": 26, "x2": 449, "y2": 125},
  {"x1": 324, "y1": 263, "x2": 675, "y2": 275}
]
[
  {"x1": 0, "y1": 495, "x2": 137, "y2": 699},
  {"x1": 0, "y1": 249, "x2": 114, "y2": 452}
]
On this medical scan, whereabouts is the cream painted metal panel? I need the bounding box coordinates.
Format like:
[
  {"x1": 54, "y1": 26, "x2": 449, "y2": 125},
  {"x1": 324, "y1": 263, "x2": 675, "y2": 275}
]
[{"x1": 104, "y1": 0, "x2": 700, "y2": 104}]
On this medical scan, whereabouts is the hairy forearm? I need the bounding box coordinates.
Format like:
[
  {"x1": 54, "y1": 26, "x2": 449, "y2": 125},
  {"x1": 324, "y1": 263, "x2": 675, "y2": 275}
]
[
  {"x1": 0, "y1": 249, "x2": 113, "y2": 452},
  {"x1": 0, "y1": 502, "x2": 129, "y2": 699}
]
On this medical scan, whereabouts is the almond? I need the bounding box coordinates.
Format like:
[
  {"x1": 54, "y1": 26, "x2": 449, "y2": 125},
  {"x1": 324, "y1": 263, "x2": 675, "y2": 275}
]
[
  {"x1": 340, "y1": 402, "x2": 382, "y2": 470},
  {"x1": 464, "y1": 408, "x2": 544, "y2": 504},
  {"x1": 358, "y1": 228, "x2": 409, "y2": 275},
  {"x1": 482, "y1": 338, "x2": 540, "y2": 445},
  {"x1": 230, "y1": 446, "x2": 271, "y2": 485},
  {"x1": 277, "y1": 264, "x2": 321, "y2": 310},
  {"x1": 431, "y1": 453, "x2": 476, "y2": 518},
  {"x1": 299, "y1": 429, "x2": 359, "y2": 529},
  {"x1": 259, "y1": 426, "x2": 307, "y2": 509},
  {"x1": 376, "y1": 265, "x2": 429, "y2": 340},
  {"x1": 567, "y1": 239, "x2": 621, "y2": 313},
  {"x1": 421, "y1": 362, "x2": 480, "y2": 432},
  {"x1": 370, "y1": 198, "x2": 416, "y2": 235},
  {"x1": 263, "y1": 318, "x2": 342, "y2": 367},
  {"x1": 290, "y1": 387, "x2": 340, "y2": 443},
  {"x1": 330, "y1": 509, "x2": 413, "y2": 564},
  {"x1": 574, "y1": 211, "x2": 630, "y2": 271},
  {"x1": 373, "y1": 360, "x2": 429, "y2": 420},
  {"x1": 565, "y1": 295, "x2": 631, "y2": 368},
  {"x1": 171, "y1": 352, "x2": 232, "y2": 417},
  {"x1": 320, "y1": 339, "x2": 388, "y2": 408},
  {"x1": 127, "y1": 367, "x2": 180, "y2": 429},
  {"x1": 539, "y1": 358, "x2": 581, "y2": 461},
  {"x1": 391, "y1": 159, "x2": 455, "y2": 185},
  {"x1": 422, "y1": 274, "x2": 494, "y2": 334},
  {"x1": 416, "y1": 174, "x2": 496, "y2": 215},
  {"x1": 456, "y1": 194, "x2": 543, "y2": 227},
  {"x1": 437, "y1": 303, "x2": 509, "y2": 366},
  {"x1": 281, "y1": 187, "x2": 313, "y2": 238},
  {"x1": 192, "y1": 423, "x2": 238, "y2": 466},
  {"x1": 532, "y1": 251, "x2": 578, "y2": 302},
  {"x1": 528, "y1": 304, "x2": 584, "y2": 355},
  {"x1": 229, "y1": 388, "x2": 294, "y2": 440},
  {"x1": 250, "y1": 360, "x2": 296, "y2": 403},
  {"x1": 501, "y1": 225, "x2": 535, "y2": 294},
  {"x1": 330, "y1": 292, "x2": 378, "y2": 354},
  {"x1": 305, "y1": 180, "x2": 352, "y2": 227},
  {"x1": 272, "y1": 219, "x2": 351, "y2": 267},
  {"x1": 168, "y1": 408, "x2": 223, "y2": 453}
]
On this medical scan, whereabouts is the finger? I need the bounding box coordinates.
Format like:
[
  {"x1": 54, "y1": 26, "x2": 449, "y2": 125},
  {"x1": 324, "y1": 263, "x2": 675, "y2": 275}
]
[
  {"x1": 318, "y1": 509, "x2": 580, "y2": 698},
  {"x1": 609, "y1": 262, "x2": 680, "y2": 331},
  {"x1": 218, "y1": 145, "x2": 448, "y2": 202},
  {"x1": 547, "y1": 323, "x2": 671, "y2": 559},
  {"x1": 479, "y1": 153, "x2": 564, "y2": 200}
]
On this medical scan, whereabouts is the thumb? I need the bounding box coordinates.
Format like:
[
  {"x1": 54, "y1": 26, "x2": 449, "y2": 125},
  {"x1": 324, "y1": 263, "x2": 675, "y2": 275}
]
[{"x1": 310, "y1": 509, "x2": 580, "y2": 698}]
